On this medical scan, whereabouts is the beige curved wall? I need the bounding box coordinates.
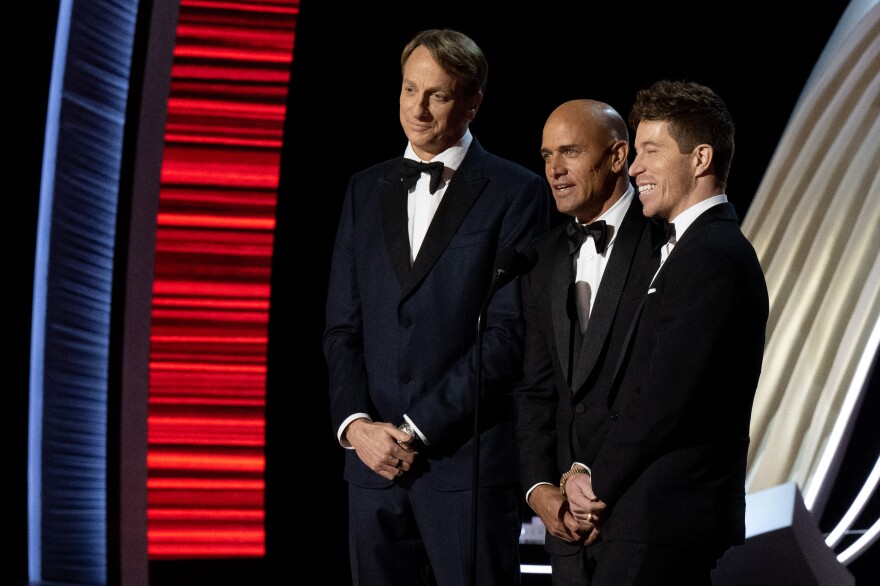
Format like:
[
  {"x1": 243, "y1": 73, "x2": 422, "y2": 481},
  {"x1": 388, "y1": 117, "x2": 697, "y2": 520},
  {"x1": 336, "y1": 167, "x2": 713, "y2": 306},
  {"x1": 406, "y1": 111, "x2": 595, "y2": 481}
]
[{"x1": 743, "y1": 1, "x2": 880, "y2": 525}]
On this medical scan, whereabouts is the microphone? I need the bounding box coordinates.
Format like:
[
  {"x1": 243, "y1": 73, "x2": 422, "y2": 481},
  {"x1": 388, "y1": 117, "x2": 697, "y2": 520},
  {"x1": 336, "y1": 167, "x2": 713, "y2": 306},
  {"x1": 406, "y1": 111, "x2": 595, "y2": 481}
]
[{"x1": 491, "y1": 246, "x2": 538, "y2": 291}]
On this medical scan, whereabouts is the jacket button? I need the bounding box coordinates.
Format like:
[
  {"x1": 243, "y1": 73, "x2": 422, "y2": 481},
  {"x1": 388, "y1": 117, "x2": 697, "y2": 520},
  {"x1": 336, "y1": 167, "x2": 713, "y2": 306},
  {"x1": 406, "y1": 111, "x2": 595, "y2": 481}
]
[
  {"x1": 400, "y1": 374, "x2": 411, "y2": 383},
  {"x1": 575, "y1": 404, "x2": 586, "y2": 414},
  {"x1": 611, "y1": 412, "x2": 619, "y2": 420}
]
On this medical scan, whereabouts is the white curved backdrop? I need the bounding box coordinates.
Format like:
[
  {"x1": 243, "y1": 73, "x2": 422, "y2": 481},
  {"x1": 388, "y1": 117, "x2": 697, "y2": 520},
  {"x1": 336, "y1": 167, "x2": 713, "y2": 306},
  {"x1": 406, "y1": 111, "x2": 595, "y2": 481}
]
[{"x1": 742, "y1": 0, "x2": 880, "y2": 564}]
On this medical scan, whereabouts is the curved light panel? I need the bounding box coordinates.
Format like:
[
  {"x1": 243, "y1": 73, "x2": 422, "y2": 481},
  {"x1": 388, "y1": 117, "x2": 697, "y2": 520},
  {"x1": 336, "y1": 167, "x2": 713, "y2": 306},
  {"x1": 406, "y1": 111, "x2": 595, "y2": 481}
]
[
  {"x1": 28, "y1": 0, "x2": 140, "y2": 582},
  {"x1": 147, "y1": 0, "x2": 300, "y2": 559},
  {"x1": 742, "y1": 0, "x2": 880, "y2": 566}
]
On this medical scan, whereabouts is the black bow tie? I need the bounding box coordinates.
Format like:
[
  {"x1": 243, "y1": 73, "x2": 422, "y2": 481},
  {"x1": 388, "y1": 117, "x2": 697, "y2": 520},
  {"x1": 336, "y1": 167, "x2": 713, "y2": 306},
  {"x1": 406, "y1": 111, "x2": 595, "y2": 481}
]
[
  {"x1": 566, "y1": 219, "x2": 608, "y2": 255},
  {"x1": 400, "y1": 159, "x2": 445, "y2": 194},
  {"x1": 652, "y1": 220, "x2": 676, "y2": 253},
  {"x1": 665, "y1": 221, "x2": 676, "y2": 243}
]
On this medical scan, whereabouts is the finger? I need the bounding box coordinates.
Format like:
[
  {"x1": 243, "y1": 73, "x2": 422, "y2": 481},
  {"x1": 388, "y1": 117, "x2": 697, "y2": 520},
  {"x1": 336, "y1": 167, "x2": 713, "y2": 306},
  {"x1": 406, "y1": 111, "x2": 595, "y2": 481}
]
[
  {"x1": 584, "y1": 531, "x2": 598, "y2": 546},
  {"x1": 398, "y1": 441, "x2": 417, "y2": 454},
  {"x1": 570, "y1": 513, "x2": 598, "y2": 532}
]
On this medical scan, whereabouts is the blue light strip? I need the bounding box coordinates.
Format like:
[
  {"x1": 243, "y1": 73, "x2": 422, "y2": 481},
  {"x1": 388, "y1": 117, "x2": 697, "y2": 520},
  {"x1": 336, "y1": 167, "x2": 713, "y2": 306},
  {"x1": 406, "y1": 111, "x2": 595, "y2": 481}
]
[
  {"x1": 28, "y1": 0, "x2": 139, "y2": 582},
  {"x1": 28, "y1": 1, "x2": 72, "y2": 578}
]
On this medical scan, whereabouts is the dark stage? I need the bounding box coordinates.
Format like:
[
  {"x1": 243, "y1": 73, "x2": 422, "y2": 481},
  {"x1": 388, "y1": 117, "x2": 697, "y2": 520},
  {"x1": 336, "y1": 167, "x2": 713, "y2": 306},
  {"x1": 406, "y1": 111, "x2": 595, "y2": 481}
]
[{"x1": 10, "y1": 1, "x2": 877, "y2": 584}]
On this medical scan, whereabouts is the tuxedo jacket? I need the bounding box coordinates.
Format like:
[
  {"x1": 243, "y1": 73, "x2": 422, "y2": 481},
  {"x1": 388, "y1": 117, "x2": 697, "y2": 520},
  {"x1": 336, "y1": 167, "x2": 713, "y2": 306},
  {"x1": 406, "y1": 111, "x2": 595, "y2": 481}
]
[
  {"x1": 514, "y1": 195, "x2": 659, "y2": 556},
  {"x1": 324, "y1": 137, "x2": 550, "y2": 491},
  {"x1": 591, "y1": 201, "x2": 769, "y2": 558}
]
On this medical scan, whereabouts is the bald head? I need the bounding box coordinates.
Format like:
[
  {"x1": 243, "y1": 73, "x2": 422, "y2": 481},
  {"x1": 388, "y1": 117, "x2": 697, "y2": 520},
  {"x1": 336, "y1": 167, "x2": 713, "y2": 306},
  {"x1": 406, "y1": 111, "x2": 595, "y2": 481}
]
[
  {"x1": 546, "y1": 99, "x2": 629, "y2": 145},
  {"x1": 541, "y1": 99, "x2": 631, "y2": 222}
]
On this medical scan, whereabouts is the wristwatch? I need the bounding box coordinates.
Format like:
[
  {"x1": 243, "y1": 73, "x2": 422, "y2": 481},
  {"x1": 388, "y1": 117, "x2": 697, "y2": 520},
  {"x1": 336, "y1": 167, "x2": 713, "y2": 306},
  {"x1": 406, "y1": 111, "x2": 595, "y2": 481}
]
[
  {"x1": 398, "y1": 421, "x2": 421, "y2": 447},
  {"x1": 559, "y1": 465, "x2": 589, "y2": 497}
]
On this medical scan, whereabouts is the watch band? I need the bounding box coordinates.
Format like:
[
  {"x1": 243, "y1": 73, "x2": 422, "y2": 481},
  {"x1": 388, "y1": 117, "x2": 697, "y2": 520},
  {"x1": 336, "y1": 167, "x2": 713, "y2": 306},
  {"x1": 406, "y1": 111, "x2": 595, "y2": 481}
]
[{"x1": 559, "y1": 465, "x2": 588, "y2": 497}]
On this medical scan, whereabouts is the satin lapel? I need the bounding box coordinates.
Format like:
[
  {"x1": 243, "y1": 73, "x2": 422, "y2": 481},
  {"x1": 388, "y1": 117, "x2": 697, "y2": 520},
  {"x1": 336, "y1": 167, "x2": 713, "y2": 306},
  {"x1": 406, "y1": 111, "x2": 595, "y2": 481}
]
[
  {"x1": 380, "y1": 170, "x2": 413, "y2": 286},
  {"x1": 609, "y1": 289, "x2": 648, "y2": 400},
  {"x1": 606, "y1": 203, "x2": 737, "y2": 398},
  {"x1": 550, "y1": 236, "x2": 575, "y2": 378},
  {"x1": 651, "y1": 201, "x2": 737, "y2": 281},
  {"x1": 401, "y1": 158, "x2": 486, "y2": 295},
  {"x1": 571, "y1": 198, "x2": 643, "y2": 392}
]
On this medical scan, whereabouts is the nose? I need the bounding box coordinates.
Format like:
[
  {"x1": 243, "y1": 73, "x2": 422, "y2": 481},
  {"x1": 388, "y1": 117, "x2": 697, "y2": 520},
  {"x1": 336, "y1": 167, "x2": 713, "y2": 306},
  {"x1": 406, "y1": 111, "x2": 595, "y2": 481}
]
[
  {"x1": 415, "y1": 94, "x2": 433, "y2": 118},
  {"x1": 545, "y1": 155, "x2": 565, "y2": 178},
  {"x1": 628, "y1": 154, "x2": 642, "y2": 177}
]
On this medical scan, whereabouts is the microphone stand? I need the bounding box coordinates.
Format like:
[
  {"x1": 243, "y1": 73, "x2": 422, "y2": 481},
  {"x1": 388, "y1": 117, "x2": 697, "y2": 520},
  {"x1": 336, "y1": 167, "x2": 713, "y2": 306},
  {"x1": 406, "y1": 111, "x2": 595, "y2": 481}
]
[
  {"x1": 471, "y1": 288, "x2": 492, "y2": 586},
  {"x1": 469, "y1": 247, "x2": 535, "y2": 586}
]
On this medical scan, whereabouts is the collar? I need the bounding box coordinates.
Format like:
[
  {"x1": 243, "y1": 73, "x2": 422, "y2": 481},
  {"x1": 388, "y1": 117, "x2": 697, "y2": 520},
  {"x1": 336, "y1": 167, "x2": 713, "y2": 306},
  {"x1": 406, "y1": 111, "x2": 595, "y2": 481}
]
[
  {"x1": 403, "y1": 128, "x2": 472, "y2": 171},
  {"x1": 573, "y1": 185, "x2": 635, "y2": 246},
  {"x1": 667, "y1": 193, "x2": 728, "y2": 241}
]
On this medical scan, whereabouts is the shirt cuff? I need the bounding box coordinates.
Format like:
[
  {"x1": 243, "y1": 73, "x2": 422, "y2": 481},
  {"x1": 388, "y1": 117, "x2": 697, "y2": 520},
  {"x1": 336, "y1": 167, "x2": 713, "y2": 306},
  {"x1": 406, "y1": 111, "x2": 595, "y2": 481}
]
[
  {"x1": 402, "y1": 414, "x2": 428, "y2": 445},
  {"x1": 571, "y1": 461, "x2": 591, "y2": 475},
  {"x1": 338, "y1": 413, "x2": 371, "y2": 448},
  {"x1": 525, "y1": 481, "x2": 555, "y2": 505}
]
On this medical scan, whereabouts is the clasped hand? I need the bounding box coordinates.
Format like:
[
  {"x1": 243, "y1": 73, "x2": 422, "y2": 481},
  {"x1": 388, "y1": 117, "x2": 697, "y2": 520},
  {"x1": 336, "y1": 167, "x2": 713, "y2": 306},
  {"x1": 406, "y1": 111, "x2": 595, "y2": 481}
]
[
  {"x1": 529, "y1": 475, "x2": 607, "y2": 546},
  {"x1": 565, "y1": 472, "x2": 607, "y2": 544},
  {"x1": 345, "y1": 419, "x2": 419, "y2": 480}
]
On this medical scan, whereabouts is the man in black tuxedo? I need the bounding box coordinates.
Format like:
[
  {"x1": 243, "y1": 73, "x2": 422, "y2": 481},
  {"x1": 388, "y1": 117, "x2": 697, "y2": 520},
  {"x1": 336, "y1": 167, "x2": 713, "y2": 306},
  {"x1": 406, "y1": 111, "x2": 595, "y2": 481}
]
[
  {"x1": 514, "y1": 99, "x2": 658, "y2": 584},
  {"x1": 323, "y1": 28, "x2": 550, "y2": 586},
  {"x1": 566, "y1": 80, "x2": 770, "y2": 585}
]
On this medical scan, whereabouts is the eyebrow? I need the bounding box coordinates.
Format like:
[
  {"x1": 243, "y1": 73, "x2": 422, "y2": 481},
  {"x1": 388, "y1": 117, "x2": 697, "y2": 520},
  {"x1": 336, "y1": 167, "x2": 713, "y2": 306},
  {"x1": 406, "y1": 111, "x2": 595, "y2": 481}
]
[{"x1": 543, "y1": 143, "x2": 581, "y2": 153}]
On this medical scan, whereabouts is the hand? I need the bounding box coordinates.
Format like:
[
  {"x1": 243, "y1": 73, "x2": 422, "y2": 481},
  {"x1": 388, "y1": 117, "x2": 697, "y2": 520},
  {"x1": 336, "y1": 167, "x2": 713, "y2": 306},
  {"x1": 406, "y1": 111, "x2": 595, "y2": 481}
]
[
  {"x1": 344, "y1": 419, "x2": 418, "y2": 480},
  {"x1": 528, "y1": 485, "x2": 587, "y2": 544},
  {"x1": 565, "y1": 473, "x2": 607, "y2": 544}
]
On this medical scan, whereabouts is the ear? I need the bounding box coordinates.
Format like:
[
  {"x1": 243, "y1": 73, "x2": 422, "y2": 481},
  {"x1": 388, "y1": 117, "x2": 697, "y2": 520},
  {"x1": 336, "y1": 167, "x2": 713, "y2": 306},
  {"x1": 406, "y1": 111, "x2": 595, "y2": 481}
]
[
  {"x1": 467, "y1": 91, "x2": 483, "y2": 119},
  {"x1": 610, "y1": 139, "x2": 629, "y2": 173},
  {"x1": 693, "y1": 144, "x2": 714, "y2": 177}
]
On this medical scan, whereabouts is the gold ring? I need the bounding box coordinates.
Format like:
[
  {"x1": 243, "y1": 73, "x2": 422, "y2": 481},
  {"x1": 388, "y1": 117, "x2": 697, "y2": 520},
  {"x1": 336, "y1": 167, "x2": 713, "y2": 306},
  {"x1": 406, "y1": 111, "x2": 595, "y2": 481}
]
[{"x1": 586, "y1": 513, "x2": 593, "y2": 522}]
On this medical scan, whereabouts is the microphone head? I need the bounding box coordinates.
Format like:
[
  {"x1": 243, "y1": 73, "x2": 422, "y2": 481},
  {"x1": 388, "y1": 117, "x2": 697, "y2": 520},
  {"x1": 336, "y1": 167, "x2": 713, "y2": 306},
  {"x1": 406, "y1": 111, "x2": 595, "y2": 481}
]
[
  {"x1": 493, "y1": 247, "x2": 521, "y2": 276},
  {"x1": 519, "y1": 247, "x2": 538, "y2": 273},
  {"x1": 493, "y1": 246, "x2": 539, "y2": 284},
  {"x1": 482, "y1": 246, "x2": 539, "y2": 309}
]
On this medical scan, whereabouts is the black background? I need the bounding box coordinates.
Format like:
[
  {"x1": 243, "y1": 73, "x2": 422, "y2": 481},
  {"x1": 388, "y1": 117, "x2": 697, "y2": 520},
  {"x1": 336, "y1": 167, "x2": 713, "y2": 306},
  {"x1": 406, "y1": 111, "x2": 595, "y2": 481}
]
[{"x1": 11, "y1": 1, "x2": 877, "y2": 584}]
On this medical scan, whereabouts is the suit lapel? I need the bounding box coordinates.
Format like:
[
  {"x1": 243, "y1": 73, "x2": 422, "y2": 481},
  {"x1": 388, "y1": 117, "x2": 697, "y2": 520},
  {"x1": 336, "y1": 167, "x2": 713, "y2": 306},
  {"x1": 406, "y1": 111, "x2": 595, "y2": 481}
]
[
  {"x1": 381, "y1": 142, "x2": 490, "y2": 296},
  {"x1": 405, "y1": 173, "x2": 485, "y2": 293},
  {"x1": 650, "y1": 202, "x2": 737, "y2": 282},
  {"x1": 380, "y1": 172, "x2": 412, "y2": 286},
  {"x1": 550, "y1": 235, "x2": 575, "y2": 379},
  {"x1": 571, "y1": 198, "x2": 643, "y2": 392},
  {"x1": 608, "y1": 289, "x2": 649, "y2": 403}
]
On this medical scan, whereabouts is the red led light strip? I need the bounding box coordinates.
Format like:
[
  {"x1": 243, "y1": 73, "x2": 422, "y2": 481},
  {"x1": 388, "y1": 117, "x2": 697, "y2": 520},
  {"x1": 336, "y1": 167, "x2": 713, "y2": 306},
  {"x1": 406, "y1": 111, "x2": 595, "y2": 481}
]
[{"x1": 147, "y1": 0, "x2": 299, "y2": 559}]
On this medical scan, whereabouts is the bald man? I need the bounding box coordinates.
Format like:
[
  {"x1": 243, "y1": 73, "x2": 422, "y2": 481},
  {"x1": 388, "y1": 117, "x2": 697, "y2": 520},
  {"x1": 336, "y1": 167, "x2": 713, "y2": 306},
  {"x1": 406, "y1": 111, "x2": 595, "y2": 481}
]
[{"x1": 513, "y1": 100, "x2": 661, "y2": 584}]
